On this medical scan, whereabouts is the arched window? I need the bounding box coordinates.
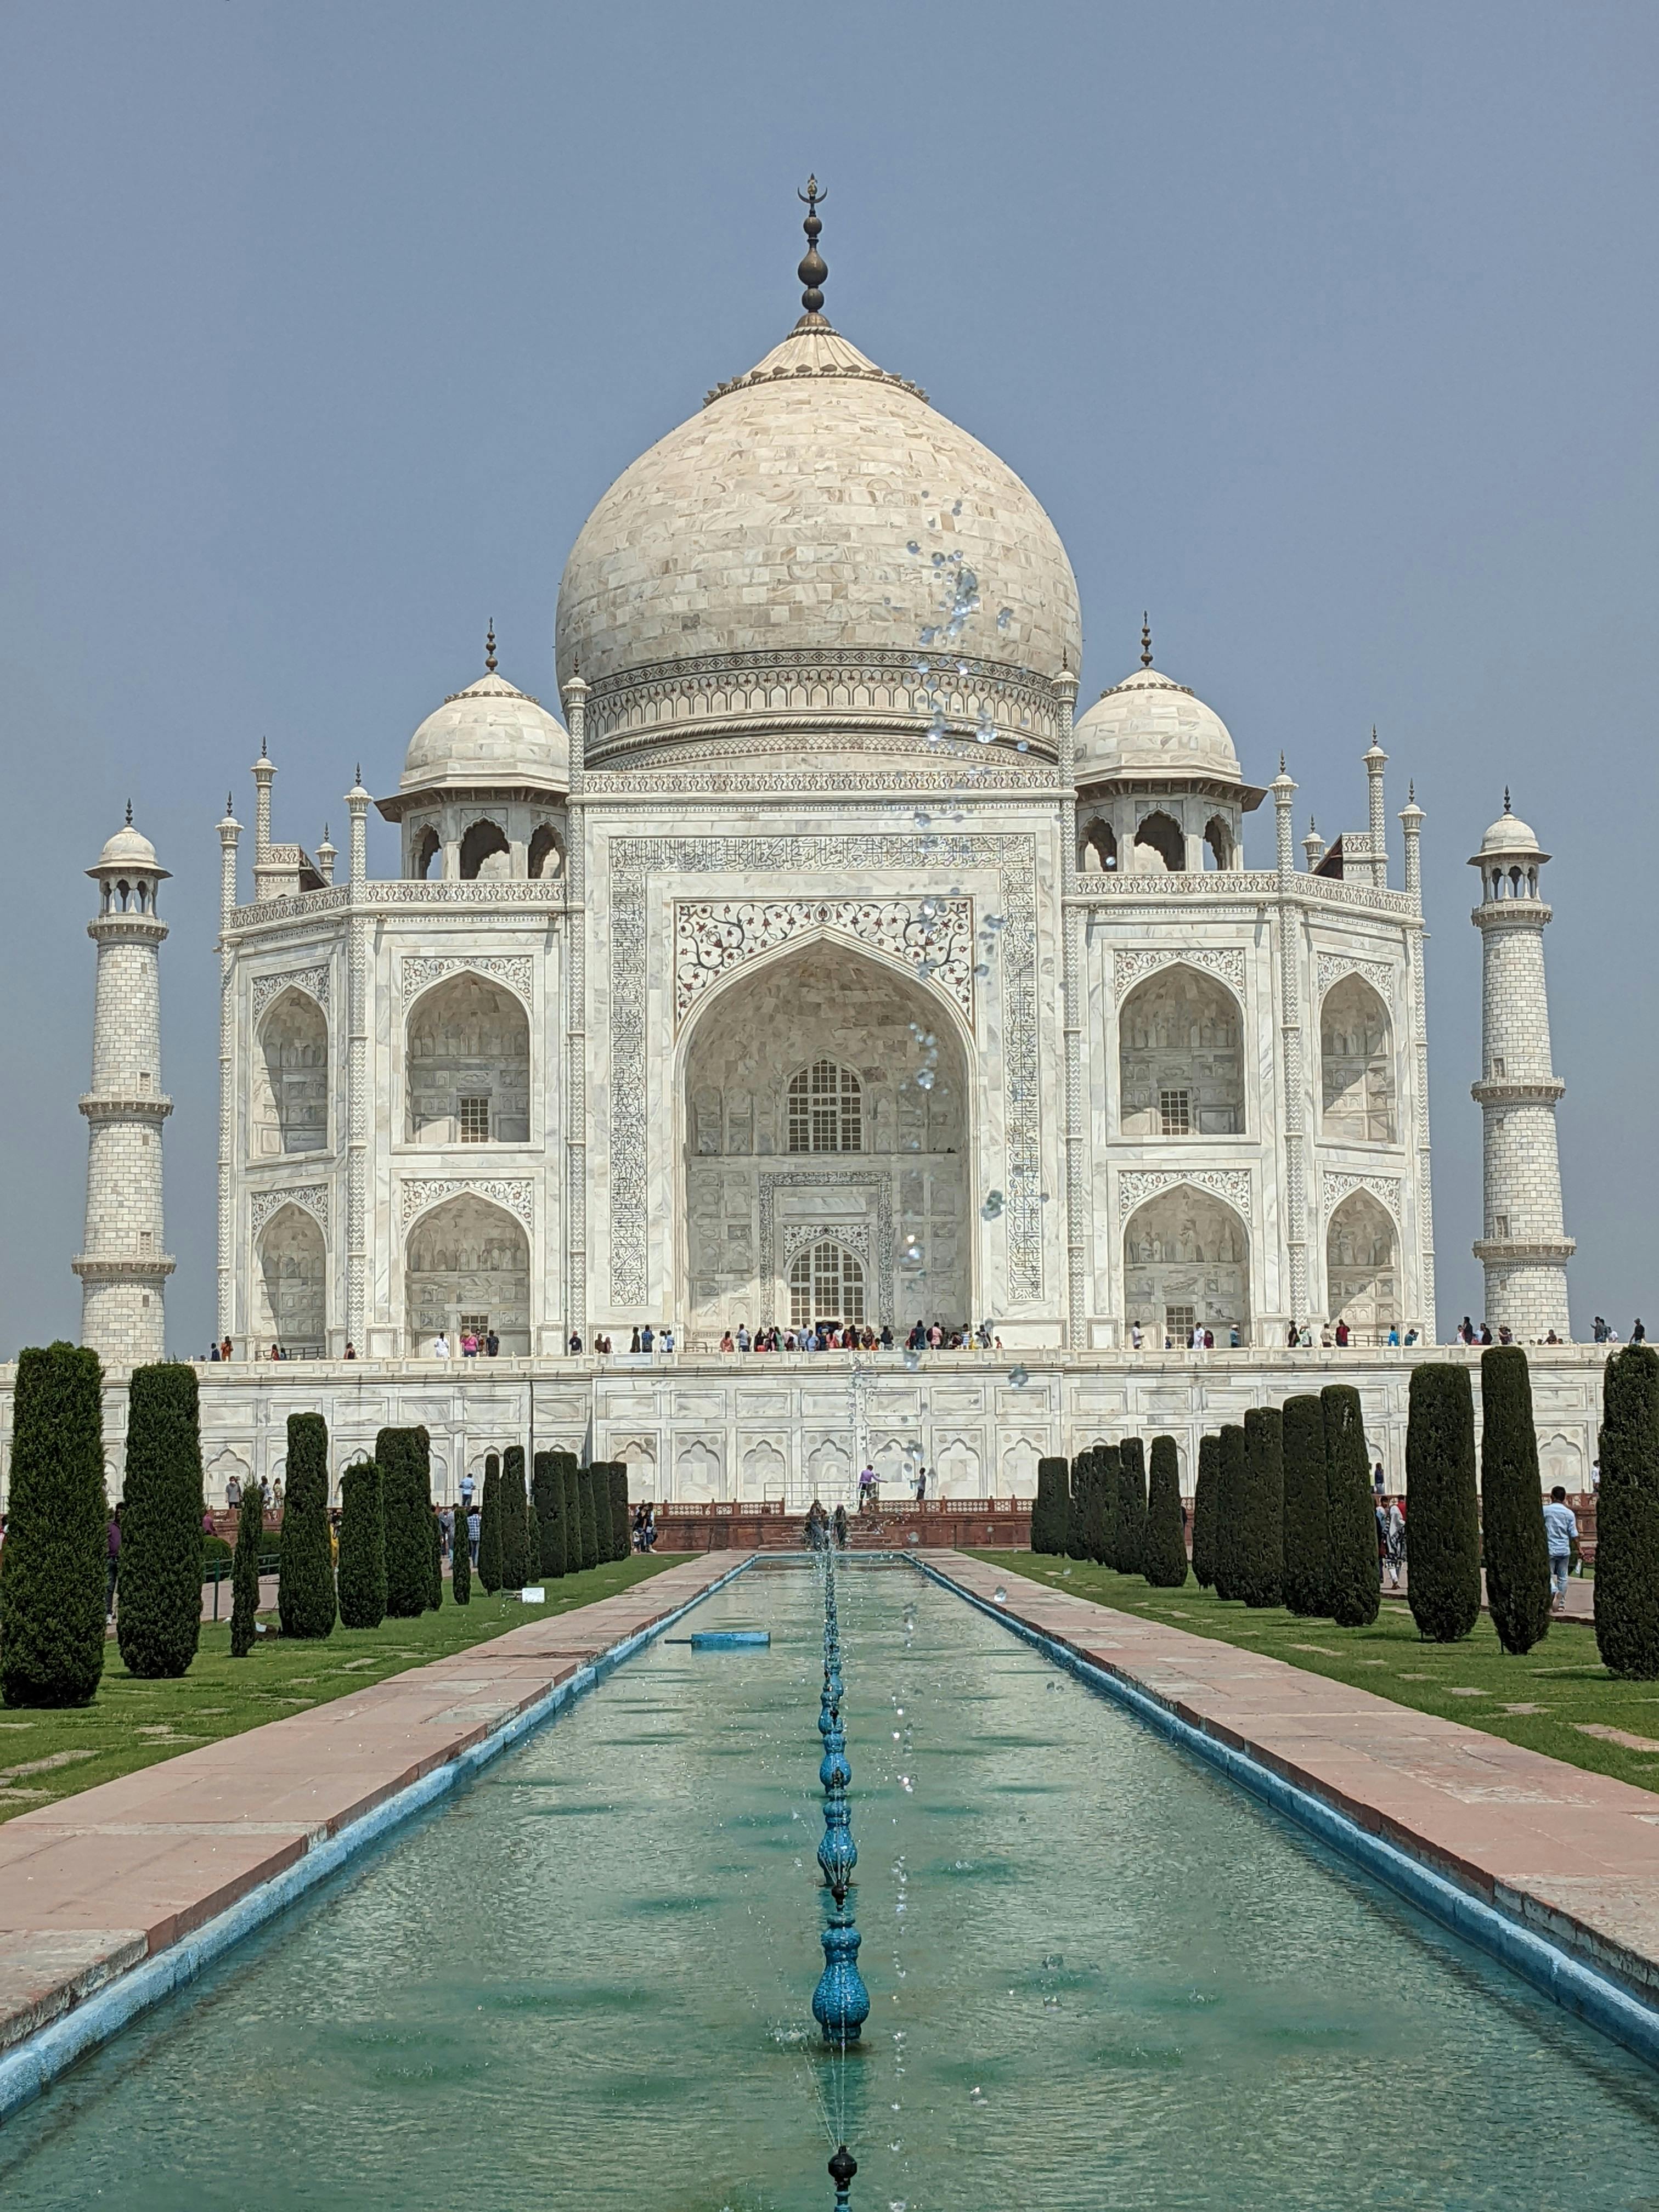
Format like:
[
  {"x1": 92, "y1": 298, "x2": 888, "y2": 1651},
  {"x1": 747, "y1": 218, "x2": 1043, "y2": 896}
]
[
  {"x1": 1133, "y1": 811, "x2": 1184, "y2": 874},
  {"x1": 528, "y1": 823, "x2": 563, "y2": 880},
  {"x1": 459, "y1": 819, "x2": 510, "y2": 881},
  {"x1": 414, "y1": 827, "x2": 441, "y2": 881},
  {"x1": 406, "y1": 972, "x2": 530, "y2": 1144},
  {"x1": 789, "y1": 1240, "x2": 866, "y2": 1329},
  {"x1": 787, "y1": 1059, "x2": 862, "y2": 1153},
  {"x1": 1204, "y1": 815, "x2": 1234, "y2": 870},
  {"x1": 252, "y1": 988, "x2": 328, "y2": 1156},
  {"x1": 1320, "y1": 975, "x2": 1396, "y2": 1143},
  {"x1": 1080, "y1": 820, "x2": 1117, "y2": 873},
  {"x1": 1118, "y1": 964, "x2": 1244, "y2": 1137},
  {"x1": 1326, "y1": 1190, "x2": 1398, "y2": 1337}
]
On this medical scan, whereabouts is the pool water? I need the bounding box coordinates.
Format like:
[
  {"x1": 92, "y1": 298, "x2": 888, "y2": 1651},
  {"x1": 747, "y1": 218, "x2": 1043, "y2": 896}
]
[{"x1": 3, "y1": 1560, "x2": 1657, "y2": 2209}]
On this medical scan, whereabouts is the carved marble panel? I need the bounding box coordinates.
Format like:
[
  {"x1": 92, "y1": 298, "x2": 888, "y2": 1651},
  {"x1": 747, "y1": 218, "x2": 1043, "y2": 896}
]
[
  {"x1": 1314, "y1": 952, "x2": 1396, "y2": 1009},
  {"x1": 1323, "y1": 1171, "x2": 1403, "y2": 1227},
  {"x1": 401, "y1": 955, "x2": 534, "y2": 1007},
  {"x1": 675, "y1": 897, "x2": 972, "y2": 1029},
  {"x1": 1113, "y1": 946, "x2": 1245, "y2": 1004},
  {"x1": 398, "y1": 1178, "x2": 535, "y2": 1229},
  {"x1": 251, "y1": 1183, "x2": 330, "y2": 1237},
  {"x1": 1117, "y1": 1169, "x2": 1251, "y2": 1221},
  {"x1": 252, "y1": 964, "x2": 329, "y2": 1022}
]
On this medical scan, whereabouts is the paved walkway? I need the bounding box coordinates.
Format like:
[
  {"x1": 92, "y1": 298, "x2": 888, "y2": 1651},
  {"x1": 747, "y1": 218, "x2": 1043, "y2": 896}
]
[
  {"x1": 929, "y1": 1553, "x2": 1659, "y2": 2007},
  {"x1": 0, "y1": 1552, "x2": 743, "y2": 2062},
  {"x1": 1383, "y1": 1565, "x2": 1595, "y2": 1622}
]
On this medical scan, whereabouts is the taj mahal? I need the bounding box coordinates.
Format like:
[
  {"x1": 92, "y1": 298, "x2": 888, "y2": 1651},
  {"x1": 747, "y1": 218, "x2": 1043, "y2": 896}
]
[{"x1": 32, "y1": 191, "x2": 1601, "y2": 1507}]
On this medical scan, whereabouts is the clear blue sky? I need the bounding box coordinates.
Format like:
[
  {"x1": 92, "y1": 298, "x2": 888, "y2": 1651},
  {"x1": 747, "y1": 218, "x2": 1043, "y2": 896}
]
[{"x1": 2, "y1": 1, "x2": 1653, "y2": 1355}]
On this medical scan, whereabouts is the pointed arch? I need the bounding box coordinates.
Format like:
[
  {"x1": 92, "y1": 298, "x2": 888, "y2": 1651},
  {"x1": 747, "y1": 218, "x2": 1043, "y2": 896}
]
[
  {"x1": 1118, "y1": 963, "x2": 1244, "y2": 1138},
  {"x1": 1320, "y1": 973, "x2": 1396, "y2": 1143},
  {"x1": 1123, "y1": 1183, "x2": 1249, "y2": 1345},
  {"x1": 404, "y1": 1192, "x2": 531, "y2": 1354},
  {"x1": 255, "y1": 1200, "x2": 326, "y2": 1353},
  {"x1": 252, "y1": 986, "x2": 329, "y2": 1156},
  {"x1": 405, "y1": 970, "x2": 531, "y2": 1145},
  {"x1": 1325, "y1": 1189, "x2": 1398, "y2": 1335}
]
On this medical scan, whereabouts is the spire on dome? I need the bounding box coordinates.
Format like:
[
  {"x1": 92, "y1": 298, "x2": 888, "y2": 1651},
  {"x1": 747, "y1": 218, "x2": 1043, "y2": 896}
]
[
  {"x1": 1140, "y1": 614, "x2": 1153, "y2": 669},
  {"x1": 795, "y1": 175, "x2": 829, "y2": 325},
  {"x1": 125, "y1": 797, "x2": 133, "y2": 826},
  {"x1": 485, "y1": 619, "x2": 497, "y2": 674},
  {"x1": 1504, "y1": 785, "x2": 1511, "y2": 814}
]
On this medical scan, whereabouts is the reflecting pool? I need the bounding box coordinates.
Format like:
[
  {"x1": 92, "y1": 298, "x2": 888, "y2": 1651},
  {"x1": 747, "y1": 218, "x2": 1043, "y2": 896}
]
[{"x1": 3, "y1": 1560, "x2": 1657, "y2": 2209}]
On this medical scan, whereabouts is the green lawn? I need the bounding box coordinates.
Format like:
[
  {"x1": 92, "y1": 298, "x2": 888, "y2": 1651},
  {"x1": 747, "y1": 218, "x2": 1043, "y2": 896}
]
[
  {"x1": 969, "y1": 1550, "x2": 1659, "y2": 1799},
  {"x1": 0, "y1": 1554, "x2": 678, "y2": 1826}
]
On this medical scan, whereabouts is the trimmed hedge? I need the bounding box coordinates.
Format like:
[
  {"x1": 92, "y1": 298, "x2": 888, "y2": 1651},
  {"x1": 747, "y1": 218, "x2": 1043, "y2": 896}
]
[
  {"x1": 561, "y1": 1456, "x2": 583, "y2": 1576},
  {"x1": 533, "y1": 1451, "x2": 567, "y2": 1579},
  {"x1": 1065, "y1": 1455, "x2": 1088, "y2": 1561},
  {"x1": 1095, "y1": 1444, "x2": 1120, "y2": 1569},
  {"x1": 377, "y1": 1426, "x2": 433, "y2": 1618},
  {"x1": 1322, "y1": 1385, "x2": 1380, "y2": 1628},
  {"x1": 278, "y1": 1412, "x2": 336, "y2": 1641},
  {"x1": 577, "y1": 1465, "x2": 600, "y2": 1571},
  {"x1": 478, "y1": 1454, "x2": 503, "y2": 1593},
  {"x1": 450, "y1": 1491, "x2": 471, "y2": 1605},
  {"x1": 1032, "y1": 1457, "x2": 1069, "y2": 1554},
  {"x1": 1480, "y1": 1346, "x2": 1551, "y2": 1656},
  {"x1": 1404, "y1": 1364, "x2": 1481, "y2": 1643},
  {"x1": 1212, "y1": 1425, "x2": 1247, "y2": 1601},
  {"x1": 229, "y1": 1475, "x2": 264, "y2": 1658},
  {"x1": 1595, "y1": 1345, "x2": 1659, "y2": 1677},
  {"x1": 1237, "y1": 1407, "x2": 1284, "y2": 1609},
  {"x1": 1280, "y1": 1394, "x2": 1330, "y2": 1618},
  {"x1": 500, "y1": 1446, "x2": 529, "y2": 1590},
  {"x1": 1191, "y1": 1434, "x2": 1220, "y2": 1590},
  {"x1": 429, "y1": 1496, "x2": 444, "y2": 1610},
  {"x1": 1115, "y1": 1439, "x2": 1148, "y2": 1577},
  {"x1": 1, "y1": 1342, "x2": 108, "y2": 1708},
  {"x1": 337, "y1": 1458, "x2": 386, "y2": 1628},
  {"x1": 119, "y1": 1363, "x2": 206, "y2": 1678},
  {"x1": 608, "y1": 1465, "x2": 631, "y2": 1561},
  {"x1": 1143, "y1": 1435, "x2": 1188, "y2": 1588}
]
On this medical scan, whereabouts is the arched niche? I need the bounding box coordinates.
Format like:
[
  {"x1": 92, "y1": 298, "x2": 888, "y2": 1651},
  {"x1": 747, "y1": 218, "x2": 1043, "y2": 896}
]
[
  {"x1": 679, "y1": 939, "x2": 969, "y2": 1336},
  {"x1": 1204, "y1": 815, "x2": 1234, "y2": 870},
  {"x1": 1118, "y1": 964, "x2": 1244, "y2": 1138},
  {"x1": 252, "y1": 988, "x2": 329, "y2": 1157},
  {"x1": 1320, "y1": 974, "x2": 1396, "y2": 1143},
  {"x1": 459, "y1": 819, "x2": 510, "y2": 881},
  {"x1": 405, "y1": 1193, "x2": 531, "y2": 1354},
  {"x1": 1123, "y1": 1185, "x2": 1249, "y2": 1346},
  {"x1": 414, "y1": 826, "x2": 441, "y2": 881},
  {"x1": 1325, "y1": 1189, "x2": 1398, "y2": 1336},
  {"x1": 255, "y1": 1201, "x2": 326, "y2": 1353},
  {"x1": 528, "y1": 823, "x2": 563, "y2": 880},
  {"x1": 1132, "y1": 810, "x2": 1184, "y2": 874},
  {"x1": 789, "y1": 1239, "x2": 867, "y2": 1330},
  {"x1": 1080, "y1": 819, "x2": 1118, "y2": 873},
  {"x1": 406, "y1": 972, "x2": 530, "y2": 1145}
]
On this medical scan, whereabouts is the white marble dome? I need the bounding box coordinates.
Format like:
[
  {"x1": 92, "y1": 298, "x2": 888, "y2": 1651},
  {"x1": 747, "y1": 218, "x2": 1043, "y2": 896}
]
[
  {"x1": 1476, "y1": 803, "x2": 1543, "y2": 856},
  {"x1": 91, "y1": 819, "x2": 167, "y2": 876},
  {"x1": 399, "y1": 668, "x2": 569, "y2": 797},
  {"x1": 1073, "y1": 662, "x2": 1242, "y2": 787},
  {"x1": 554, "y1": 318, "x2": 1081, "y2": 748}
]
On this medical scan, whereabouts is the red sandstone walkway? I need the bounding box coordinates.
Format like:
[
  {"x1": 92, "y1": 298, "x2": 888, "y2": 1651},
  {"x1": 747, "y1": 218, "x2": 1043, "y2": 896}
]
[
  {"x1": 0, "y1": 1553, "x2": 744, "y2": 2061},
  {"x1": 930, "y1": 1553, "x2": 1659, "y2": 2006}
]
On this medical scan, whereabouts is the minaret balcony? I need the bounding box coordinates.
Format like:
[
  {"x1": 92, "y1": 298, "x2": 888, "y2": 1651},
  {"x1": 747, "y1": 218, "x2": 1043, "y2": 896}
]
[
  {"x1": 1472, "y1": 1235, "x2": 1576, "y2": 1265},
  {"x1": 71, "y1": 1252, "x2": 177, "y2": 1280},
  {"x1": 1469, "y1": 1076, "x2": 1565, "y2": 1108},
  {"x1": 78, "y1": 1091, "x2": 174, "y2": 1121}
]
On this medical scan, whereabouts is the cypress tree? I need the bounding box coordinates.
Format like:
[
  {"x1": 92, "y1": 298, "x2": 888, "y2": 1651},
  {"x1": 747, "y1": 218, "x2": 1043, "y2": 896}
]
[
  {"x1": 118, "y1": 1362, "x2": 206, "y2": 1678},
  {"x1": 1280, "y1": 1394, "x2": 1330, "y2": 1618},
  {"x1": 1065, "y1": 1455, "x2": 1089, "y2": 1560},
  {"x1": 1116, "y1": 1438, "x2": 1148, "y2": 1576},
  {"x1": 336, "y1": 1457, "x2": 386, "y2": 1629},
  {"x1": 378, "y1": 1426, "x2": 433, "y2": 1618},
  {"x1": 1032, "y1": 1457, "x2": 1069, "y2": 1554},
  {"x1": 428, "y1": 1497, "x2": 444, "y2": 1610},
  {"x1": 561, "y1": 1457, "x2": 583, "y2": 1572},
  {"x1": 1143, "y1": 1435, "x2": 1188, "y2": 1588},
  {"x1": 1080, "y1": 1448, "x2": 1107, "y2": 1566},
  {"x1": 450, "y1": 1489, "x2": 472, "y2": 1606},
  {"x1": 1595, "y1": 1346, "x2": 1659, "y2": 1677},
  {"x1": 1212, "y1": 1424, "x2": 1247, "y2": 1600},
  {"x1": 1, "y1": 1342, "x2": 108, "y2": 1708},
  {"x1": 501, "y1": 1446, "x2": 529, "y2": 1590},
  {"x1": 578, "y1": 1464, "x2": 601, "y2": 1568},
  {"x1": 609, "y1": 1465, "x2": 631, "y2": 1561},
  {"x1": 1322, "y1": 1385, "x2": 1380, "y2": 1628},
  {"x1": 478, "y1": 1454, "x2": 503, "y2": 1593},
  {"x1": 277, "y1": 1411, "x2": 336, "y2": 1641},
  {"x1": 229, "y1": 1474, "x2": 265, "y2": 1658},
  {"x1": 1237, "y1": 1407, "x2": 1284, "y2": 1609},
  {"x1": 1480, "y1": 1346, "x2": 1552, "y2": 1656},
  {"x1": 526, "y1": 1496, "x2": 541, "y2": 1585},
  {"x1": 533, "y1": 1451, "x2": 567, "y2": 1578},
  {"x1": 1404, "y1": 1364, "x2": 1481, "y2": 1643},
  {"x1": 1096, "y1": 1444, "x2": 1120, "y2": 1568},
  {"x1": 1191, "y1": 1433, "x2": 1220, "y2": 1590}
]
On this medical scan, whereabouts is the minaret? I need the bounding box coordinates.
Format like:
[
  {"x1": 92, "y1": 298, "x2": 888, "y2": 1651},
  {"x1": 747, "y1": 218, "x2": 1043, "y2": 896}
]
[
  {"x1": 1363, "y1": 731, "x2": 1388, "y2": 886},
  {"x1": 73, "y1": 807, "x2": 174, "y2": 1363},
  {"x1": 1469, "y1": 796, "x2": 1573, "y2": 1339}
]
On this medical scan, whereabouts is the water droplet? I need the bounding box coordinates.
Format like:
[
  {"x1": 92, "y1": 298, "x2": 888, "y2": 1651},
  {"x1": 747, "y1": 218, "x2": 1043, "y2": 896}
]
[
  {"x1": 981, "y1": 1189, "x2": 1005, "y2": 1220},
  {"x1": 951, "y1": 499, "x2": 962, "y2": 516},
  {"x1": 904, "y1": 1350, "x2": 919, "y2": 1370},
  {"x1": 906, "y1": 540, "x2": 920, "y2": 555},
  {"x1": 997, "y1": 606, "x2": 1013, "y2": 629},
  {"x1": 915, "y1": 1068, "x2": 934, "y2": 1091},
  {"x1": 992, "y1": 1587, "x2": 1007, "y2": 1603},
  {"x1": 1015, "y1": 738, "x2": 1030, "y2": 753},
  {"x1": 1008, "y1": 1364, "x2": 1029, "y2": 1387}
]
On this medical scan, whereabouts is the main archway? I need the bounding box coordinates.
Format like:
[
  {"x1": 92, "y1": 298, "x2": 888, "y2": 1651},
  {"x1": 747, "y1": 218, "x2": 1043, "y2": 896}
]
[
  {"x1": 255, "y1": 1202, "x2": 326, "y2": 1355},
  {"x1": 404, "y1": 1193, "x2": 531, "y2": 1353},
  {"x1": 1326, "y1": 1190, "x2": 1398, "y2": 1337},
  {"x1": 679, "y1": 939, "x2": 969, "y2": 1339},
  {"x1": 1122, "y1": 1184, "x2": 1249, "y2": 1346}
]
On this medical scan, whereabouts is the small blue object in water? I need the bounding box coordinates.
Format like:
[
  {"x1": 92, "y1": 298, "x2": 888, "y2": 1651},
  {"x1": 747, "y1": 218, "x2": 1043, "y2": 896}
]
[{"x1": 689, "y1": 1629, "x2": 771, "y2": 1650}]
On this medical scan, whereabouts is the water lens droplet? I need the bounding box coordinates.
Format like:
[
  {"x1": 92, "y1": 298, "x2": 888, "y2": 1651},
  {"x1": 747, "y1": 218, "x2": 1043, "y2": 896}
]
[
  {"x1": 981, "y1": 1189, "x2": 1005, "y2": 1219},
  {"x1": 906, "y1": 540, "x2": 920, "y2": 555},
  {"x1": 997, "y1": 606, "x2": 1013, "y2": 629},
  {"x1": 1008, "y1": 1364, "x2": 1030, "y2": 1387}
]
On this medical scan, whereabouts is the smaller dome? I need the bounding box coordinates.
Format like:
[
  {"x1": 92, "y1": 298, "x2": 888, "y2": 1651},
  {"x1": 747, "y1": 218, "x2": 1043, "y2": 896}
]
[
  {"x1": 399, "y1": 669, "x2": 569, "y2": 798},
  {"x1": 1476, "y1": 805, "x2": 1542, "y2": 856},
  {"x1": 91, "y1": 820, "x2": 167, "y2": 877},
  {"x1": 1073, "y1": 663, "x2": 1242, "y2": 786}
]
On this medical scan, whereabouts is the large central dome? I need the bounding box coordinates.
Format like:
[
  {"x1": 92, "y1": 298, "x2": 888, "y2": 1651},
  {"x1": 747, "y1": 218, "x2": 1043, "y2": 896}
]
[{"x1": 555, "y1": 303, "x2": 1081, "y2": 768}]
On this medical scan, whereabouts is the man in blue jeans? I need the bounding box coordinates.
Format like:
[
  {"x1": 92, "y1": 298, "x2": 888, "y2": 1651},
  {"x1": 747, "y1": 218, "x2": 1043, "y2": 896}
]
[{"x1": 1542, "y1": 1485, "x2": 1578, "y2": 1612}]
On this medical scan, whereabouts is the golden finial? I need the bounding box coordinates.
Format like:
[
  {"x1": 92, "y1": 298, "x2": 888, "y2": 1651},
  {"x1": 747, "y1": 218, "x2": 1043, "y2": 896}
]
[
  {"x1": 1140, "y1": 614, "x2": 1153, "y2": 668},
  {"x1": 797, "y1": 176, "x2": 828, "y2": 320},
  {"x1": 485, "y1": 619, "x2": 497, "y2": 674}
]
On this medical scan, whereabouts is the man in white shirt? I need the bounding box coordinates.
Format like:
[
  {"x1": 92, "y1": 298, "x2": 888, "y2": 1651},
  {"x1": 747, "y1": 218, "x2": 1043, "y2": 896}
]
[
  {"x1": 1542, "y1": 1486, "x2": 1578, "y2": 1612},
  {"x1": 459, "y1": 1470, "x2": 476, "y2": 1512},
  {"x1": 432, "y1": 1331, "x2": 450, "y2": 1359}
]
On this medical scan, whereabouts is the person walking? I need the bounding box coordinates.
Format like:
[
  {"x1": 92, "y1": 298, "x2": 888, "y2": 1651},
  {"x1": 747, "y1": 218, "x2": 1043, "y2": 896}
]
[
  {"x1": 467, "y1": 1506, "x2": 481, "y2": 1568},
  {"x1": 1384, "y1": 1498, "x2": 1406, "y2": 1589},
  {"x1": 459, "y1": 1467, "x2": 475, "y2": 1513},
  {"x1": 1375, "y1": 1494, "x2": 1389, "y2": 1589},
  {"x1": 432, "y1": 1330, "x2": 450, "y2": 1359},
  {"x1": 1543, "y1": 1485, "x2": 1579, "y2": 1613},
  {"x1": 1634, "y1": 1319, "x2": 1648, "y2": 1345}
]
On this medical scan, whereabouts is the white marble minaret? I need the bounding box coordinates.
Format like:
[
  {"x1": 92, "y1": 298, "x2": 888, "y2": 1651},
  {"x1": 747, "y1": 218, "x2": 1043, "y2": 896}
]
[
  {"x1": 1469, "y1": 796, "x2": 1573, "y2": 1339},
  {"x1": 73, "y1": 808, "x2": 174, "y2": 1363}
]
